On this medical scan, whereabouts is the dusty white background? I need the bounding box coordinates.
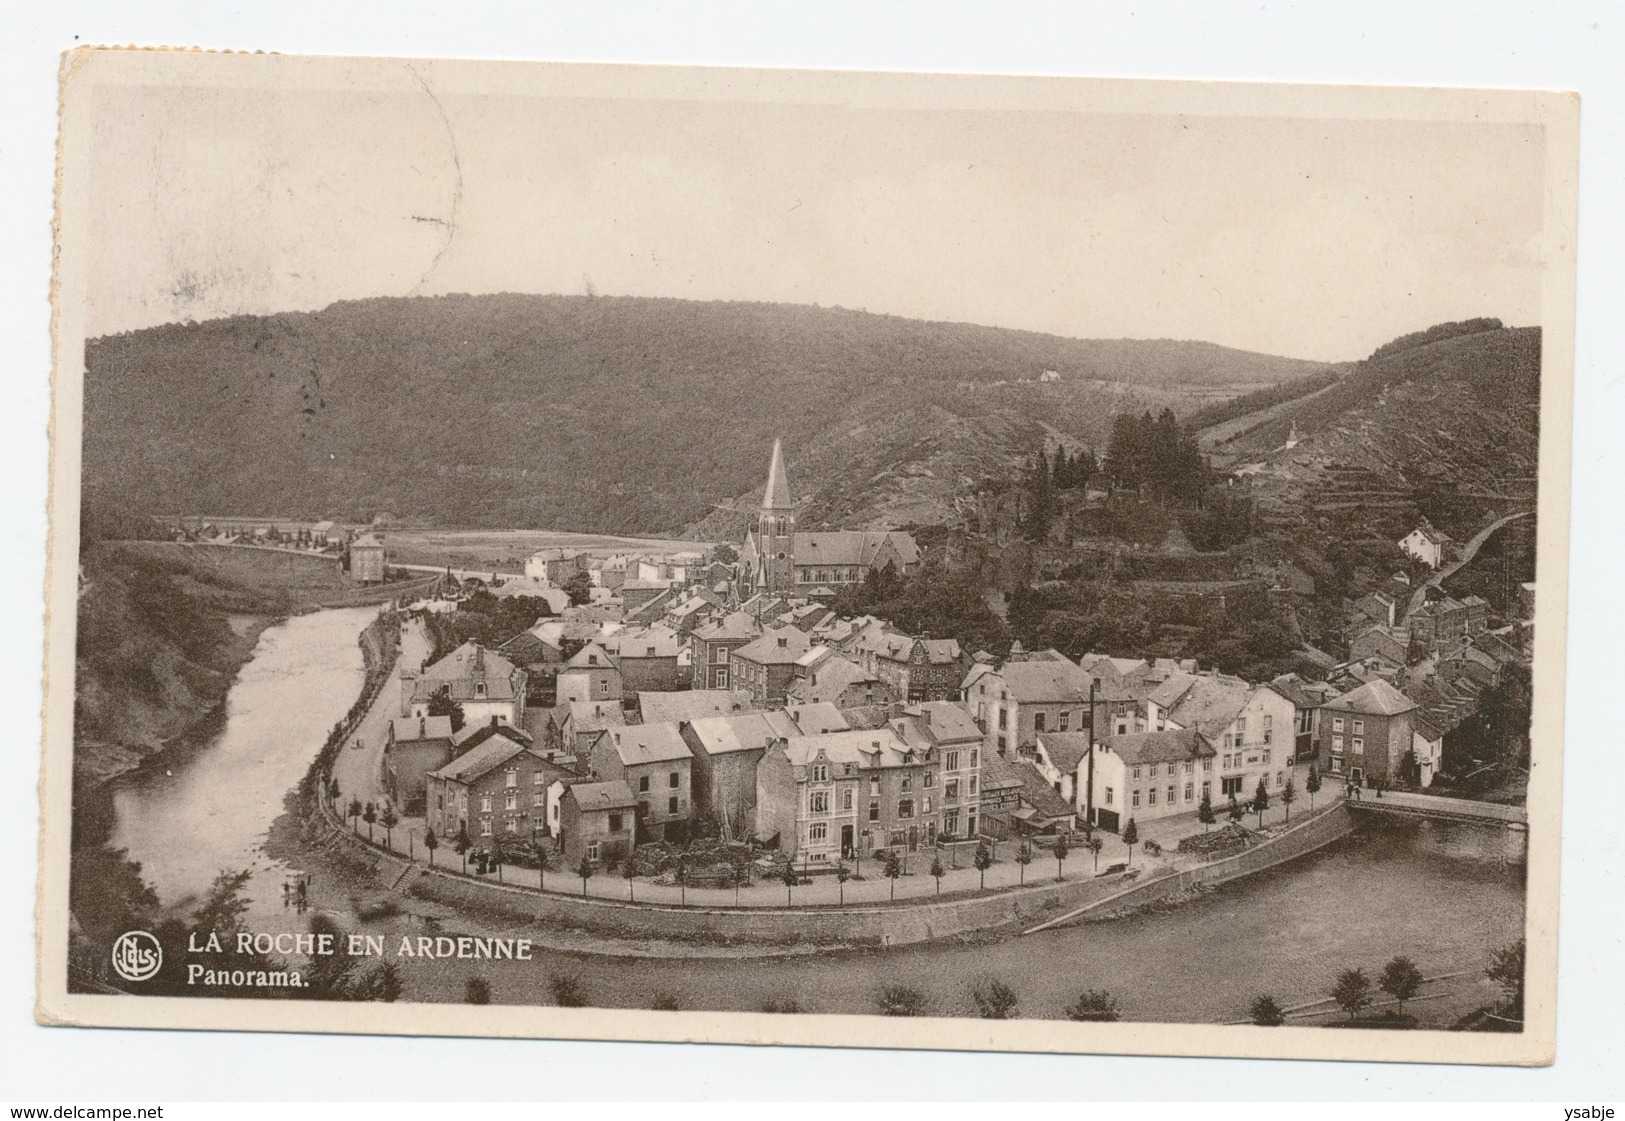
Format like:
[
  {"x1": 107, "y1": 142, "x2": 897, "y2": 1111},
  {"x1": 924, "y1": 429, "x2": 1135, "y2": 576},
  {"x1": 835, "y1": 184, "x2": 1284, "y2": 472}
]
[{"x1": 5, "y1": 0, "x2": 1622, "y2": 1102}]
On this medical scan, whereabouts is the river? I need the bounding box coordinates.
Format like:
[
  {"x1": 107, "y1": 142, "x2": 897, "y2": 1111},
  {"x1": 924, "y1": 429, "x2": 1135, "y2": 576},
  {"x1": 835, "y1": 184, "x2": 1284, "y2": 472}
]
[
  {"x1": 110, "y1": 604, "x2": 383, "y2": 919},
  {"x1": 107, "y1": 605, "x2": 1526, "y2": 1026}
]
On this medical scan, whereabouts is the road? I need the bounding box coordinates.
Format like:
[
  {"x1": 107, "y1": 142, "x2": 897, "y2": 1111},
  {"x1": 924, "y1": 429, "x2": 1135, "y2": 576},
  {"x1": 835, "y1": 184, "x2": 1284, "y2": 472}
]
[
  {"x1": 1402, "y1": 511, "x2": 1529, "y2": 622},
  {"x1": 330, "y1": 615, "x2": 433, "y2": 813}
]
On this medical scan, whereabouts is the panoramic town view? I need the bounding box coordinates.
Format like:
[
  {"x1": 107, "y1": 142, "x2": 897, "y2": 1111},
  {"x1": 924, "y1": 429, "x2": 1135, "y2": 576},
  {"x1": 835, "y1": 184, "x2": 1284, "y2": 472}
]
[
  {"x1": 68, "y1": 310, "x2": 1535, "y2": 1029},
  {"x1": 50, "y1": 60, "x2": 1549, "y2": 1042}
]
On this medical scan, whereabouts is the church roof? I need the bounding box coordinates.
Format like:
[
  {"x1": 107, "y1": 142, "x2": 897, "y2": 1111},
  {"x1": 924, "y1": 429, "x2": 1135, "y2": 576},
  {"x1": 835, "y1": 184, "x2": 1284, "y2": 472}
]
[{"x1": 764, "y1": 437, "x2": 794, "y2": 511}]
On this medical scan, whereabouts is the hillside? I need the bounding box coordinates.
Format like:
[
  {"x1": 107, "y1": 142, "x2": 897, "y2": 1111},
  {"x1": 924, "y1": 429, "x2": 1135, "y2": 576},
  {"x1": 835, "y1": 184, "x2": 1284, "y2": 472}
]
[
  {"x1": 82, "y1": 294, "x2": 1330, "y2": 536},
  {"x1": 1212, "y1": 325, "x2": 1541, "y2": 541}
]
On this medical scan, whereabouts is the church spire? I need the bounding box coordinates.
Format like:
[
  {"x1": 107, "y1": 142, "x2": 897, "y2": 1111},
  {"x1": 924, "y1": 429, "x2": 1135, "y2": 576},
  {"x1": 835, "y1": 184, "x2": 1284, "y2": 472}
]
[{"x1": 763, "y1": 437, "x2": 793, "y2": 512}]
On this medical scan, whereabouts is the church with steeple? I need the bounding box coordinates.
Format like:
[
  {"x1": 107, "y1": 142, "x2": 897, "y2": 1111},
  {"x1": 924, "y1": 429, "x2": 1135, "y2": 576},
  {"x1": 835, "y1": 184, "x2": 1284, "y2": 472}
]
[{"x1": 739, "y1": 438, "x2": 921, "y2": 599}]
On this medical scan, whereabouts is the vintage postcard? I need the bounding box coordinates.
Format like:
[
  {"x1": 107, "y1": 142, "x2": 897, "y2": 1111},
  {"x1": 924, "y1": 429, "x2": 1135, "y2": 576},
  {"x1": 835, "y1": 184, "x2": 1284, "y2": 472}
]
[{"x1": 39, "y1": 49, "x2": 1576, "y2": 1064}]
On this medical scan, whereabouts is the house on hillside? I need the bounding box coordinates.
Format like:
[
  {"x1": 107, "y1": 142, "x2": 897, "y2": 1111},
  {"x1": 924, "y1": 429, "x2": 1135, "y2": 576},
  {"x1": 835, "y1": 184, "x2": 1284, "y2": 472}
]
[
  {"x1": 1399, "y1": 525, "x2": 1451, "y2": 569},
  {"x1": 349, "y1": 533, "x2": 387, "y2": 584}
]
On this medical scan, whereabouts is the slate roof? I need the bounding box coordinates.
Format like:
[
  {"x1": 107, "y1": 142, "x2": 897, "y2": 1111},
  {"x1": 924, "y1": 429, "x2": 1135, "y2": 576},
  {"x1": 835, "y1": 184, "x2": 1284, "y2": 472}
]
[
  {"x1": 693, "y1": 611, "x2": 760, "y2": 643},
  {"x1": 449, "y1": 719, "x2": 532, "y2": 750},
  {"x1": 637, "y1": 689, "x2": 756, "y2": 724},
  {"x1": 1323, "y1": 678, "x2": 1419, "y2": 717},
  {"x1": 997, "y1": 659, "x2": 1090, "y2": 704},
  {"x1": 782, "y1": 701, "x2": 851, "y2": 735},
  {"x1": 564, "y1": 780, "x2": 638, "y2": 812},
  {"x1": 391, "y1": 715, "x2": 454, "y2": 744},
  {"x1": 429, "y1": 739, "x2": 540, "y2": 785},
  {"x1": 787, "y1": 655, "x2": 882, "y2": 705},
  {"x1": 412, "y1": 642, "x2": 524, "y2": 703},
  {"x1": 601, "y1": 625, "x2": 684, "y2": 660},
  {"x1": 1097, "y1": 728, "x2": 1214, "y2": 766},
  {"x1": 1164, "y1": 674, "x2": 1254, "y2": 737},
  {"x1": 604, "y1": 722, "x2": 693, "y2": 766},
  {"x1": 790, "y1": 531, "x2": 921, "y2": 569},
  {"x1": 733, "y1": 626, "x2": 813, "y2": 665},
  {"x1": 1035, "y1": 731, "x2": 1093, "y2": 774},
  {"x1": 686, "y1": 711, "x2": 803, "y2": 757},
  {"x1": 977, "y1": 753, "x2": 1028, "y2": 793}
]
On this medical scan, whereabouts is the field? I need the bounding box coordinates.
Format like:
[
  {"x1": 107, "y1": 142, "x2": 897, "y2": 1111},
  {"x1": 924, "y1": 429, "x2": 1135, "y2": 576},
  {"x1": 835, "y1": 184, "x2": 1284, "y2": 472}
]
[{"x1": 384, "y1": 528, "x2": 715, "y2": 574}]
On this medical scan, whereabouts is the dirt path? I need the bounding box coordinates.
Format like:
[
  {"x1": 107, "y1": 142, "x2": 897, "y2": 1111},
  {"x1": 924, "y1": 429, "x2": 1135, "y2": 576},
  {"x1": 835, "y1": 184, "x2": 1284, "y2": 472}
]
[{"x1": 1402, "y1": 512, "x2": 1529, "y2": 622}]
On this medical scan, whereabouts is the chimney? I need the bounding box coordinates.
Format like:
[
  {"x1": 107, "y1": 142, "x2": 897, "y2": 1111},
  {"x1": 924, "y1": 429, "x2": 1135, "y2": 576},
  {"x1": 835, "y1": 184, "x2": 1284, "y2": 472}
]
[
  {"x1": 777, "y1": 636, "x2": 788, "y2": 648},
  {"x1": 474, "y1": 645, "x2": 485, "y2": 672},
  {"x1": 490, "y1": 715, "x2": 499, "y2": 728}
]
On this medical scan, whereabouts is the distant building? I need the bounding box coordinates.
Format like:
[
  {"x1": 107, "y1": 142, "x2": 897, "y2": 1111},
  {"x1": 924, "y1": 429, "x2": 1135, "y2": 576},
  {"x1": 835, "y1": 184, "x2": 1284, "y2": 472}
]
[
  {"x1": 555, "y1": 642, "x2": 623, "y2": 706},
  {"x1": 730, "y1": 626, "x2": 813, "y2": 707},
  {"x1": 403, "y1": 642, "x2": 527, "y2": 728},
  {"x1": 525, "y1": 549, "x2": 587, "y2": 585},
  {"x1": 349, "y1": 533, "x2": 386, "y2": 584},
  {"x1": 1399, "y1": 525, "x2": 1450, "y2": 569}
]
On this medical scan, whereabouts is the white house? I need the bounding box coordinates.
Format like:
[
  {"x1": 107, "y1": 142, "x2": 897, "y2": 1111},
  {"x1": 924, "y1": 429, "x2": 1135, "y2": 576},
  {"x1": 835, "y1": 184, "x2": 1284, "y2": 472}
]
[
  {"x1": 1084, "y1": 728, "x2": 1216, "y2": 833},
  {"x1": 1399, "y1": 526, "x2": 1449, "y2": 569}
]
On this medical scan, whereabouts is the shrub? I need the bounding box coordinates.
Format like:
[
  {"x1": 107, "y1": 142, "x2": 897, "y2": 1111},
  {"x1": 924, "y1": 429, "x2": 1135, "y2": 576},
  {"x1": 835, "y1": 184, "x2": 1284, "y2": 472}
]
[
  {"x1": 1249, "y1": 994, "x2": 1285, "y2": 1026},
  {"x1": 760, "y1": 997, "x2": 802, "y2": 1014},
  {"x1": 464, "y1": 976, "x2": 491, "y2": 1005},
  {"x1": 548, "y1": 972, "x2": 589, "y2": 1008},
  {"x1": 970, "y1": 978, "x2": 1020, "y2": 1020},
  {"x1": 1065, "y1": 990, "x2": 1121, "y2": 1022},
  {"x1": 650, "y1": 992, "x2": 684, "y2": 1012},
  {"x1": 876, "y1": 984, "x2": 929, "y2": 1017}
]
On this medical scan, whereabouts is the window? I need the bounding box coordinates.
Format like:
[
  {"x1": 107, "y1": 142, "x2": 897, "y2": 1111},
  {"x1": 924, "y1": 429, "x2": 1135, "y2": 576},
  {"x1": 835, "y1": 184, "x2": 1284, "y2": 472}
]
[
  {"x1": 480, "y1": 817, "x2": 492, "y2": 837},
  {"x1": 901, "y1": 776, "x2": 912, "y2": 793},
  {"x1": 669, "y1": 796, "x2": 679, "y2": 814},
  {"x1": 1333, "y1": 716, "x2": 1345, "y2": 732},
  {"x1": 1330, "y1": 756, "x2": 1344, "y2": 774},
  {"x1": 1149, "y1": 788, "x2": 1158, "y2": 806},
  {"x1": 505, "y1": 790, "x2": 517, "y2": 810},
  {"x1": 898, "y1": 799, "x2": 914, "y2": 819},
  {"x1": 599, "y1": 681, "x2": 610, "y2": 696},
  {"x1": 945, "y1": 779, "x2": 960, "y2": 803},
  {"x1": 587, "y1": 840, "x2": 601, "y2": 861},
  {"x1": 505, "y1": 769, "x2": 517, "y2": 788},
  {"x1": 1167, "y1": 785, "x2": 1176, "y2": 804},
  {"x1": 533, "y1": 772, "x2": 545, "y2": 786},
  {"x1": 1183, "y1": 761, "x2": 1194, "y2": 775},
  {"x1": 1236, "y1": 718, "x2": 1247, "y2": 741},
  {"x1": 1131, "y1": 766, "x2": 1142, "y2": 781},
  {"x1": 533, "y1": 793, "x2": 545, "y2": 808},
  {"x1": 841, "y1": 788, "x2": 854, "y2": 810},
  {"x1": 475, "y1": 682, "x2": 487, "y2": 697},
  {"x1": 1150, "y1": 763, "x2": 1161, "y2": 778},
  {"x1": 1263, "y1": 714, "x2": 1274, "y2": 744},
  {"x1": 1261, "y1": 749, "x2": 1271, "y2": 765},
  {"x1": 1059, "y1": 712, "x2": 1071, "y2": 731},
  {"x1": 1131, "y1": 790, "x2": 1141, "y2": 808},
  {"x1": 1352, "y1": 737, "x2": 1364, "y2": 753},
  {"x1": 969, "y1": 776, "x2": 978, "y2": 796},
  {"x1": 869, "y1": 777, "x2": 880, "y2": 795},
  {"x1": 810, "y1": 790, "x2": 830, "y2": 813},
  {"x1": 1276, "y1": 772, "x2": 1285, "y2": 788},
  {"x1": 480, "y1": 795, "x2": 492, "y2": 813},
  {"x1": 924, "y1": 770, "x2": 935, "y2": 788},
  {"x1": 1034, "y1": 713, "x2": 1047, "y2": 733},
  {"x1": 1203, "y1": 758, "x2": 1214, "y2": 772},
  {"x1": 811, "y1": 764, "x2": 829, "y2": 782},
  {"x1": 669, "y1": 771, "x2": 680, "y2": 789},
  {"x1": 1352, "y1": 720, "x2": 1365, "y2": 735},
  {"x1": 923, "y1": 796, "x2": 933, "y2": 814},
  {"x1": 1184, "y1": 782, "x2": 1194, "y2": 801},
  {"x1": 639, "y1": 775, "x2": 650, "y2": 793},
  {"x1": 1104, "y1": 786, "x2": 1114, "y2": 805},
  {"x1": 970, "y1": 750, "x2": 979, "y2": 769},
  {"x1": 809, "y1": 822, "x2": 828, "y2": 843},
  {"x1": 608, "y1": 813, "x2": 622, "y2": 832},
  {"x1": 869, "y1": 799, "x2": 880, "y2": 822},
  {"x1": 1202, "y1": 780, "x2": 1211, "y2": 800},
  {"x1": 945, "y1": 750, "x2": 960, "y2": 773},
  {"x1": 1332, "y1": 735, "x2": 1344, "y2": 752},
  {"x1": 943, "y1": 811, "x2": 960, "y2": 836}
]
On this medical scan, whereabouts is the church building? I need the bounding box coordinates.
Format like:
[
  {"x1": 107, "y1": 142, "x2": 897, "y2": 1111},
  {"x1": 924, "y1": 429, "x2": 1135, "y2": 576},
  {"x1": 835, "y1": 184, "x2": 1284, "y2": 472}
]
[{"x1": 739, "y1": 438, "x2": 921, "y2": 597}]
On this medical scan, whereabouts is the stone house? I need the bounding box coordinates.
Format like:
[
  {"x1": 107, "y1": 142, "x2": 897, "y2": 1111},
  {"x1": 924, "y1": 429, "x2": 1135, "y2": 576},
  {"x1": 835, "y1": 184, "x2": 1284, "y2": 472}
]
[
  {"x1": 425, "y1": 737, "x2": 571, "y2": 845},
  {"x1": 382, "y1": 715, "x2": 456, "y2": 815},
  {"x1": 1316, "y1": 677, "x2": 1423, "y2": 787},
  {"x1": 557, "y1": 780, "x2": 638, "y2": 868},
  {"x1": 689, "y1": 611, "x2": 760, "y2": 690},
  {"x1": 729, "y1": 626, "x2": 813, "y2": 707},
  {"x1": 587, "y1": 721, "x2": 695, "y2": 844},
  {"x1": 680, "y1": 709, "x2": 803, "y2": 840},
  {"x1": 961, "y1": 656, "x2": 1091, "y2": 758},
  {"x1": 554, "y1": 642, "x2": 624, "y2": 706}
]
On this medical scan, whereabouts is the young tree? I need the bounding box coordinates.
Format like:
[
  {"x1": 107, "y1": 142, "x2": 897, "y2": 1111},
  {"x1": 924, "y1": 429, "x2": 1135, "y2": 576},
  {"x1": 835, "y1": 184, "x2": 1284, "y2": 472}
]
[
  {"x1": 1281, "y1": 776, "x2": 1297, "y2": 823},
  {"x1": 347, "y1": 797, "x2": 363, "y2": 831},
  {"x1": 1227, "y1": 795, "x2": 1245, "y2": 825},
  {"x1": 674, "y1": 859, "x2": 687, "y2": 906},
  {"x1": 536, "y1": 845, "x2": 549, "y2": 891},
  {"x1": 1331, "y1": 967, "x2": 1373, "y2": 1020},
  {"x1": 781, "y1": 862, "x2": 798, "y2": 906},
  {"x1": 836, "y1": 861, "x2": 851, "y2": 905},
  {"x1": 1198, "y1": 791, "x2": 1216, "y2": 832},
  {"x1": 577, "y1": 855, "x2": 594, "y2": 898},
  {"x1": 327, "y1": 776, "x2": 341, "y2": 810},
  {"x1": 549, "y1": 972, "x2": 588, "y2": 1008},
  {"x1": 380, "y1": 803, "x2": 399, "y2": 849},
  {"x1": 562, "y1": 572, "x2": 593, "y2": 607},
  {"x1": 1053, "y1": 834, "x2": 1070, "y2": 881},
  {"x1": 971, "y1": 978, "x2": 1020, "y2": 1020},
  {"x1": 423, "y1": 828, "x2": 439, "y2": 868},
  {"x1": 1252, "y1": 778, "x2": 1270, "y2": 828},
  {"x1": 1064, "y1": 990, "x2": 1121, "y2": 1022},
  {"x1": 623, "y1": 857, "x2": 637, "y2": 902},
  {"x1": 1122, "y1": 818, "x2": 1139, "y2": 865},
  {"x1": 1087, "y1": 835, "x2": 1104, "y2": 872},
  {"x1": 973, "y1": 839, "x2": 993, "y2": 890},
  {"x1": 464, "y1": 976, "x2": 492, "y2": 1005},
  {"x1": 876, "y1": 984, "x2": 929, "y2": 1017},
  {"x1": 1249, "y1": 994, "x2": 1286, "y2": 1026},
  {"x1": 930, "y1": 857, "x2": 945, "y2": 896},
  {"x1": 1015, "y1": 842, "x2": 1033, "y2": 885},
  {"x1": 362, "y1": 802, "x2": 378, "y2": 842},
  {"x1": 883, "y1": 850, "x2": 902, "y2": 901},
  {"x1": 1306, "y1": 764, "x2": 1322, "y2": 811},
  {"x1": 1380, "y1": 956, "x2": 1424, "y2": 1016}
]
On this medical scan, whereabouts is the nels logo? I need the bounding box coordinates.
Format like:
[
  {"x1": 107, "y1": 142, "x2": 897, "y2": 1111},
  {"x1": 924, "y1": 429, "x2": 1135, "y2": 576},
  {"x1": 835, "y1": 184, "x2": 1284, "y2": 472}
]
[{"x1": 110, "y1": 930, "x2": 163, "y2": 982}]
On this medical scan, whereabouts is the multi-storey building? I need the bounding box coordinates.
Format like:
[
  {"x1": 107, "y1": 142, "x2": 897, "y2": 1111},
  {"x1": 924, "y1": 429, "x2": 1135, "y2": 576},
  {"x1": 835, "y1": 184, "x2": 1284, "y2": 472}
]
[
  {"x1": 587, "y1": 721, "x2": 696, "y2": 844},
  {"x1": 1086, "y1": 728, "x2": 1216, "y2": 833},
  {"x1": 426, "y1": 735, "x2": 572, "y2": 844},
  {"x1": 961, "y1": 655, "x2": 1091, "y2": 757},
  {"x1": 403, "y1": 642, "x2": 528, "y2": 728},
  {"x1": 689, "y1": 611, "x2": 759, "y2": 690},
  {"x1": 729, "y1": 626, "x2": 813, "y2": 707}
]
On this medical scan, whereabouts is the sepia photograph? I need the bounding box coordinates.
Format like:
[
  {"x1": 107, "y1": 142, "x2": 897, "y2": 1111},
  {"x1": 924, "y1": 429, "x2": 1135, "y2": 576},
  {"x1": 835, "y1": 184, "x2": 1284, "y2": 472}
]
[{"x1": 37, "y1": 47, "x2": 1577, "y2": 1066}]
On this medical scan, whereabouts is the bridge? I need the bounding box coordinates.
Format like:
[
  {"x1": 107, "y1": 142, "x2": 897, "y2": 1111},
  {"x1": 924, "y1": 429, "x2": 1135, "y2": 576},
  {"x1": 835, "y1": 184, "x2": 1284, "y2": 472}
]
[{"x1": 1345, "y1": 788, "x2": 1526, "y2": 828}]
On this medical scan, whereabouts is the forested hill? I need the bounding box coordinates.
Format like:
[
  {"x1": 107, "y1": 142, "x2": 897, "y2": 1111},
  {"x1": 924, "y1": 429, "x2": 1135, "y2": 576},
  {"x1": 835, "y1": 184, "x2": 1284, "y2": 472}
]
[{"x1": 82, "y1": 294, "x2": 1330, "y2": 536}]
